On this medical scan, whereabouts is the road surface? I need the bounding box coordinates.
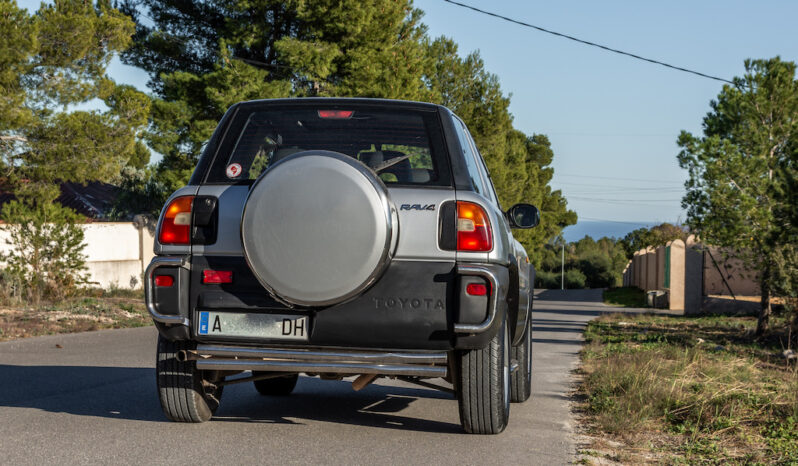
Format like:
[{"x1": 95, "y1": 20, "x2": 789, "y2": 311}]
[{"x1": 0, "y1": 289, "x2": 626, "y2": 465}]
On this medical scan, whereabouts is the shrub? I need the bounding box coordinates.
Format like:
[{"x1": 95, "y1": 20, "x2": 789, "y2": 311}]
[
  {"x1": 565, "y1": 268, "x2": 586, "y2": 289},
  {"x1": 536, "y1": 270, "x2": 560, "y2": 289},
  {"x1": 1, "y1": 197, "x2": 89, "y2": 303}
]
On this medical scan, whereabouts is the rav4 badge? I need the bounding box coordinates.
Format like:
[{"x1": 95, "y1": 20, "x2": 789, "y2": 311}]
[{"x1": 400, "y1": 204, "x2": 435, "y2": 211}]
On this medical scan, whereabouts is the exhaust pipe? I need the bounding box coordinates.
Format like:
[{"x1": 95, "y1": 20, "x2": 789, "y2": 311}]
[{"x1": 352, "y1": 374, "x2": 378, "y2": 391}]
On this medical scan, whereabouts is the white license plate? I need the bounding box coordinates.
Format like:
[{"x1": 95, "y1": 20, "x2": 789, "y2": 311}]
[{"x1": 197, "y1": 311, "x2": 309, "y2": 340}]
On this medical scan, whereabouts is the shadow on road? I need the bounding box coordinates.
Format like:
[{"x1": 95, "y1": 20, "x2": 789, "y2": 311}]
[
  {"x1": 215, "y1": 377, "x2": 460, "y2": 433},
  {"x1": 0, "y1": 365, "x2": 460, "y2": 433}
]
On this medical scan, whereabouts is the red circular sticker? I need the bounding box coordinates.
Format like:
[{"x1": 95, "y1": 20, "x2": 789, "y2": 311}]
[{"x1": 226, "y1": 163, "x2": 242, "y2": 178}]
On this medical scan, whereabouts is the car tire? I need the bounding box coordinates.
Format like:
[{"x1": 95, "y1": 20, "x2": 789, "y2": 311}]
[
  {"x1": 253, "y1": 373, "x2": 299, "y2": 396},
  {"x1": 456, "y1": 315, "x2": 511, "y2": 434},
  {"x1": 510, "y1": 315, "x2": 532, "y2": 403},
  {"x1": 156, "y1": 335, "x2": 224, "y2": 422}
]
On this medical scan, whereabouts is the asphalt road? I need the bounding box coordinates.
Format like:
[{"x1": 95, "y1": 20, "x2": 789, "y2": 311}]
[{"x1": 0, "y1": 289, "x2": 624, "y2": 465}]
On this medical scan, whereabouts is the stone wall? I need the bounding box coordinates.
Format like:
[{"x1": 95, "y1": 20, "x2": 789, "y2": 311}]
[{"x1": 621, "y1": 239, "x2": 761, "y2": 314}]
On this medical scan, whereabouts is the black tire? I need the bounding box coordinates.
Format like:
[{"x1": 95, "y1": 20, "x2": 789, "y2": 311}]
[
  {"x1": 253, "y1": 373, "x2": 299, "y2": 396},
  {"x1": 456, "y1": 315, "x2": 511, "y2": 434},
  {"x1": 510, "y1": 315, "x2": 532, "y2": 403},
  {"x1": 156, "y1": 335, "x2": 224, "y2": 422}
]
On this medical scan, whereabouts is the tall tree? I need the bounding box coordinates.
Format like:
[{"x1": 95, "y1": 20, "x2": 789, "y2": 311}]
[
  {"x1": 119, "y1": 0, "x2": 432, "y2": 200},
  {"x1": 0, "y1": 0, "x2": 149, "y2": 298},
  {"x1": 425, "y1": 37, "x2": 576, "y2": 266},
  {"x1": 119, "y1": 2, "x2": 576, "y2": 259},
  {"x1": 1, "y1": 0, "x2": 150, "y2": 185},
  {"x1": 677, "y1": 57, "x2": 798, "y2": 335}
]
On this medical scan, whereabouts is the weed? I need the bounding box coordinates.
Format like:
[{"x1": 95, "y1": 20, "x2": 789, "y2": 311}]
[{"x1": 578, "y1": 313, "x2": 798, "y2": 464}]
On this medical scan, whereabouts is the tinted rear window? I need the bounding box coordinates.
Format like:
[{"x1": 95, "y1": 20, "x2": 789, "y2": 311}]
[{"x1": 205, "y1": 105, "x2": 451, "y2": 186}]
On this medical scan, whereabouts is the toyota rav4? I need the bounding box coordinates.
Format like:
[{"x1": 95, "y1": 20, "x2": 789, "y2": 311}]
[{"x1": 145, "y1": 98, "x2": 539, "y2": 434}]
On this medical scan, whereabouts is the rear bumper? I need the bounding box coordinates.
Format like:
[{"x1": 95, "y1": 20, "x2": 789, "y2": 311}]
[
  {"x1": 146, "y1": 256, "x2": 510, "y2": 350},
  {"x1": 183, "y1": 345, "x2": 448, "y2": 378}
]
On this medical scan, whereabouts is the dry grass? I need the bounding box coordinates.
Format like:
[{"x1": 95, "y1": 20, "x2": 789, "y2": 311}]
[
  {"x1": 0, "y1": 296, "x2": 150, "y2": 341},
  {"x1": 576, "y1": 313, "x2": 798, "y2": 465}
]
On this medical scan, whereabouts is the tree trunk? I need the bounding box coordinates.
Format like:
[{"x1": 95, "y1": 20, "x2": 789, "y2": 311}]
[{"x1": 755, "y1": 279, "x2": 771, "y2": 337}]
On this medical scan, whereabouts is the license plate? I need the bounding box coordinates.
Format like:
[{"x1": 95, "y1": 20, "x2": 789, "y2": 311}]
[{"x1": 197, "y1": 311, "x2": 309, "y2": 340}]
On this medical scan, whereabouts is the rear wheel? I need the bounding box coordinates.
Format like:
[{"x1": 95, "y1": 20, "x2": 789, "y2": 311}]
[
  {"x1": 456, "y1": 315, "x2": 511, "y2": 434},
  {"x1": 156, "y1": 336, "x2": 224, "y2": 422},
  {"x1": 253, "y1": 373, "x2": 299, "y2": 396},
  {"x1": 510, "y1": 315, "x2": 532, "y2": 402}
]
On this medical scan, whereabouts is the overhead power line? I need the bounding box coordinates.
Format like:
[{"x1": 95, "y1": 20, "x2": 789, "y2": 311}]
[
  {"x1": 557, "y1": 173, "x2": 684, "y2": 184},
  {"x1": 577, "y1": 217, "x2": 660, "y2": 225},
  {"x1": 442, "y1": 0, "x2": 735, "y2": 85},
  {"x1": 554, "y1": 182, "x2": 683, "y2": 191}
]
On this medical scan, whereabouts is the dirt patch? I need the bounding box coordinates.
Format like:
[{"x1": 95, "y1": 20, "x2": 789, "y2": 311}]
[{"x1": 0, "y1": 297, "x2": 150, "y2": 341}]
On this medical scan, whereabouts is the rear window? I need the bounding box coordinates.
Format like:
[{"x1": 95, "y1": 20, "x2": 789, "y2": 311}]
[{"x1": 205, "y1": 105, "x2": 451, "y2": 186}]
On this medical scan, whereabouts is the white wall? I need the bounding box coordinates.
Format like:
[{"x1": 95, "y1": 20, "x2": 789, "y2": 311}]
[{"x1": 0, "y1": 222, "x2": 155, "y2": 289}]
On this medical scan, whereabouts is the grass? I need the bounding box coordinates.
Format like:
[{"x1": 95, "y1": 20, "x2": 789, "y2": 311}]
[
  {"x1": 577, "y1": 313, "x2": 798, "y2": 465},
  {"x1": 0, "y1": 294, "x2": 150, "y2": 342},
  {"x1": 603, "y1": 287, "x2": 647, "y2": 308}
]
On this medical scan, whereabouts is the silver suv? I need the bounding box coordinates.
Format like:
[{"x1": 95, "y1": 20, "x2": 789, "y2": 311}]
[{"x1": 145, "y1": 98, "x2": 539, "y2": 434}]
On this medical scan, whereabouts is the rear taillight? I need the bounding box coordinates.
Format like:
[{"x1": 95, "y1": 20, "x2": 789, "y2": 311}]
[
  {"x1": 202, "y1": 270, "x2": 233, "y2": 284},
  {"x1": 456, "y1": 201, "x2": 492, "y2": 252},
  {"x1": 159, "y1": 196, "x2": 194, "y2": 245}
]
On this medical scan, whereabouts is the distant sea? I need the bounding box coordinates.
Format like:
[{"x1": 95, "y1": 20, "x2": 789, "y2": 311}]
[{"x1": 562, "y1": 220, "x2": 659, "y2": 242}]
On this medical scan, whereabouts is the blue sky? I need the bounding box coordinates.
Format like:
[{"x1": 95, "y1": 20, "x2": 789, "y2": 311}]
[
  {"x1": 17, "y1": 0, "x2": 798, "y2": 237},
  {"x1": 415, "y1": 0, "x2": 798, "y2": 228}
]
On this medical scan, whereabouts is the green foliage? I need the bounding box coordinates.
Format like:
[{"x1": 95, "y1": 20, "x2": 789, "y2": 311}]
[
  {"x1": 677, "y1": 57, "x2": 798, "y2": 335},
  {"x1": 537, "y1": 236, "x2": 628, "y2": 289},
  {"x1": 0, "y1": 0, "x2": 150, "y2": 181},
  {"x1": 0, "y1": 0, "x2": 146, "y2": 297},
  {"x1": 564, "y1": 268, "x2": 587, "y2": 289},
  {"x1": 118, "y1": 2, "x2": 577, "y2": 247},
  {"x1": 0, "y1": 188, "x2": 89, "y2": 302},
  {"x1": 620, "y1": 222, "x2": 688, "y2": 259},
  {"x1": 120, "y1": 0, "x2": 433, "y2": 215},
  {"x1": 534, "y1": 270, "x2": 558, "y2": 289},
  {"x1": 603, "y1": 287, "x2": 646, "y2": 308},
  {"x1": 535, "y1": 269, "x2": 588, "y2": 290},
  {"x1": 424, "y1": 37, "x2": 576, "y2": 262}
]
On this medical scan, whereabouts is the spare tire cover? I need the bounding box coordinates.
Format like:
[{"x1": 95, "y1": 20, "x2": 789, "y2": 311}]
[{"x1": 241, "y1": 151, "x2": 397, "y2": 307}]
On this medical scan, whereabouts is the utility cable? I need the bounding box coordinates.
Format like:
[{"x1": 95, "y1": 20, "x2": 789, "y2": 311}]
[
  {"x1": 556, "y1": 173, "x2": 684, "y2": 184},
  {"x1": 578, "y1": 217, "x2": 662, "y2": 225},
  {"x1": 442, "y1": 0, "x2": 736, "y2": 85}
]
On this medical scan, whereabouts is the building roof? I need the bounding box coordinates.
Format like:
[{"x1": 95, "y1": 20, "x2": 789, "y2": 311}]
[{"x1": 0, "y1": 181, "x2": 122, "y2": 220}]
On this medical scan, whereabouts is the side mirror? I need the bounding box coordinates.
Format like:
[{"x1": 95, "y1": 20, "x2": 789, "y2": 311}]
[{"x1": 507, "y1": 203, "x2": 540, "y2": 229}]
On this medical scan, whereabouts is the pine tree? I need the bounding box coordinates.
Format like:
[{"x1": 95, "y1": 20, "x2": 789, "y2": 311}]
[
  {"x1": 425, "y1": 37, "x2": 576, "y2": 266},
  {"x1": 120, "y1": 0, "x2": 432, "y2": 201},
  {"x1": 678, "y1": 57, "x2": 798, "y2": 335},
  {"x1": 0, "y1": 0, "x2": 149, "y2": 298}
]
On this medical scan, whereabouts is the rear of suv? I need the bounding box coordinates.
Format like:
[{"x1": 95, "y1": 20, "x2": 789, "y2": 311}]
[{"x1": 145, "y1": 98, "x2": 539, "y2": 434}]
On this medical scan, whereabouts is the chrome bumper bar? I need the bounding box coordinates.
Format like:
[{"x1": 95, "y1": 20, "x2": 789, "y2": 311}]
[
  {"x1": 188, "y1": 345, "x2": 448, "y2": 378},
  {"x1": 144, "y1": 256, "x2": 189, "y2": 326},
  {"x1": 453, "y1": 264, "x2": 500, "y2": 334}
]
